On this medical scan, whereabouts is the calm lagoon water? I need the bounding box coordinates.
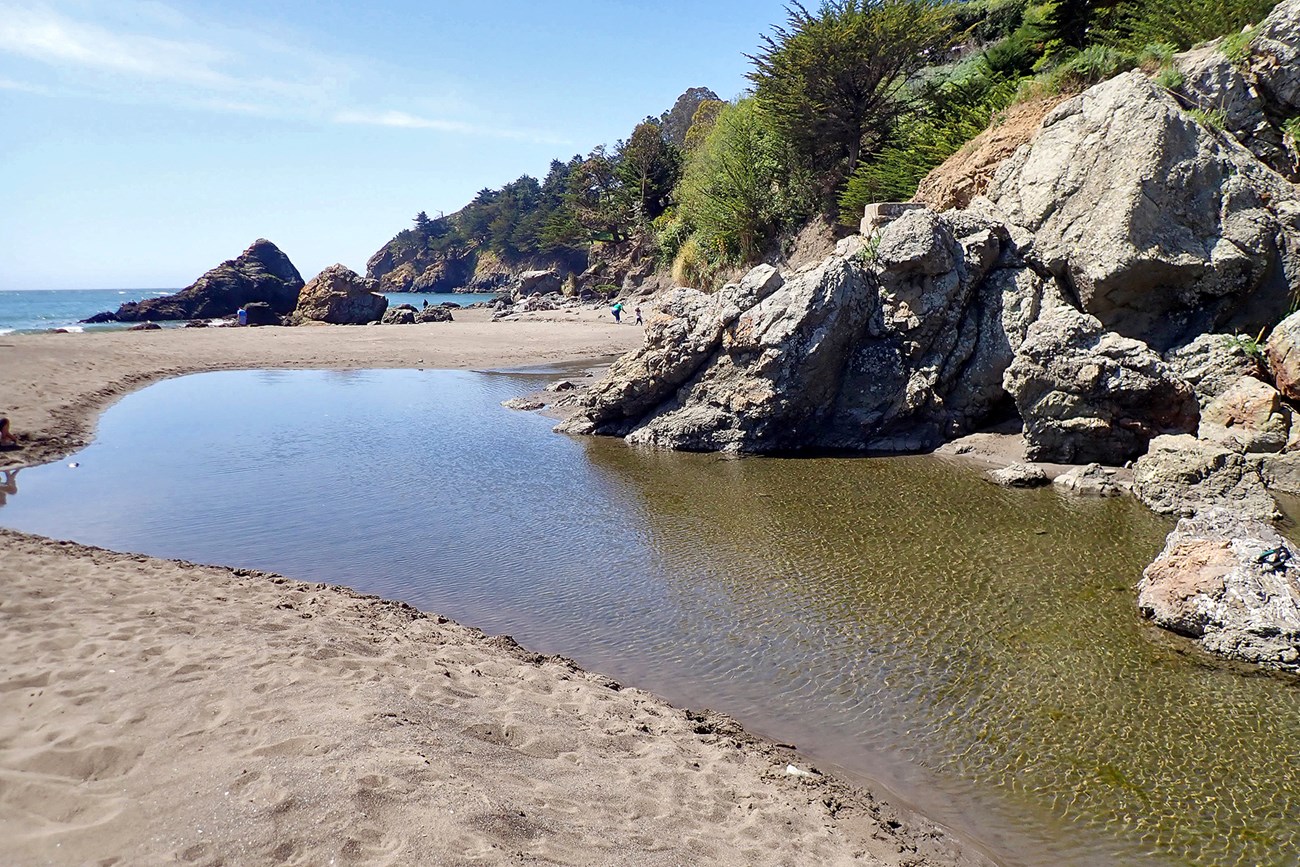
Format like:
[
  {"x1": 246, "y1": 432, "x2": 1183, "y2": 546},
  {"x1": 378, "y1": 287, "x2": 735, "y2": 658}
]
[{"x1": 3, "y1": 369, "x2": 1299, "y2": 867}]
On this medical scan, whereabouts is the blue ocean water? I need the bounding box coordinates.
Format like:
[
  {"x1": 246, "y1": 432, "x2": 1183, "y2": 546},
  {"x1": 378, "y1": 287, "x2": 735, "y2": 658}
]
[
  {"x1": 0, "y1": 289, "x2": 176, "y2": 334},
  {"x1": 381, "y1": 291, "x2": 504, "y2": 308},
  {"x1": 0, "y1": 289, "x2": 504, "y2": 335}
]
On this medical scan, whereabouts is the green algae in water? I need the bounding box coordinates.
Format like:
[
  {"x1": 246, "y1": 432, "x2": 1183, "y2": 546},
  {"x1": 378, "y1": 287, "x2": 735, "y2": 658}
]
[{"x1": 579, "y1": 444, "x2": 1300, "y2": 867}]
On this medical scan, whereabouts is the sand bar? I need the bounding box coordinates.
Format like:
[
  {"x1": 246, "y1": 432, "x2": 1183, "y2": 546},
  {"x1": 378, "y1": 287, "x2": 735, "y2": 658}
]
[{"x1": 0, "y1": 315, "x2": 986, "y2": 865}]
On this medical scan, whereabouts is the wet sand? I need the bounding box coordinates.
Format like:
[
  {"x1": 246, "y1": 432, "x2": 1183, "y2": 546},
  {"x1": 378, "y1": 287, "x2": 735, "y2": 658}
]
[{"x1": 0, "y1": 317, "x2": 985, "y2": 866}]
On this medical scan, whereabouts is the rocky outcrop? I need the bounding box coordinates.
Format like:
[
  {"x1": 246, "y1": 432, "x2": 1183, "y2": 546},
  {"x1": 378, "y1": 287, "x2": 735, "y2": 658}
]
[
  {"x1": 417, "y1": 306, "x2": 453, "y2": 323},
  {"x1": 912, "y1": 96, "x2": 1068, "y2": 211},
  {"x1": 1163, "y1": 333, "x2": 1263, "y2": 407},
  {"x1": 1252, "y1": 0, "x2": 1300, "y2": 109},
  {"x1": 292, "y1": 265, "x2": 388, "y2": 325},
  {"x1": 85, "y1": 240, "x2": 303, "y2": 323},
  {"x1": 242, "y1": 302, "x2": 282, "y2": 326},
  {"x1": 1265, "y1": 308, "x2": 1300, "y2": 400},
  {"x1": 988, "y1": 72, "x2": 1300, "y2": 351},
  {"x1": 1132, "y1": 434, "x2": 1277, "y2": 521},
  {"x1": 1139, "y1": 509, "x2": 1300, "y2": 671},
  {"x1": 514, "y1": 270, "x2": 562, "y2": 297},
  {"x1": 1198, "y1": 375, "x2": 1291, "y2": 453},
  {"x1": 1003, "y1": 308, "x2": 1200, "y2": 464},
  {"x1": 382, "y1": 304, "x2": 418, "y2": 325},
  {"x1": 561, "y1": 209, "x2": 1056, "y2": 452}
]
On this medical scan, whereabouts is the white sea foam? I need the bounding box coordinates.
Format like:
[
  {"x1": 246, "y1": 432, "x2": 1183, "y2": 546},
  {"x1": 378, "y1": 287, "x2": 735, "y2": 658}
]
[{"x1": 0, "y1": 327, "x2": 14, "y2": 336}]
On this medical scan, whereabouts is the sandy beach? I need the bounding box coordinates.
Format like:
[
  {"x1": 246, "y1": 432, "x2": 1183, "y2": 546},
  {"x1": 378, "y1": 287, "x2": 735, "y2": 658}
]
[{"x1": 0, "y1": 316, "x2": 984, "y2": 866}]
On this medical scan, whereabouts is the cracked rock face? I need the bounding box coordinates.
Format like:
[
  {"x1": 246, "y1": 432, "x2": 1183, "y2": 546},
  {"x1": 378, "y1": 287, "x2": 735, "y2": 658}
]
[
  {"x1": 1139, "y1": 508, "x2": 1300, "y2": 671},
  {"x1": 1132, "y1": 434, "x2": 1277, "y2": 521},
  {"x1": 560, "y1": 209, "x2": 1054, "y2": 453},
  {"x1": 1003, "y1": 308, "x2": 1200, "y2": 464},
  {"x1": 989, "y1": 71, "x2": 1300, "y2": 352}
]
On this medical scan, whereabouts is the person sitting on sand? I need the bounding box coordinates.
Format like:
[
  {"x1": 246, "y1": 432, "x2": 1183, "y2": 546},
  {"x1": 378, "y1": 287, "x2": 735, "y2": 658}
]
[{"x1": 0, "y1": 416, "x2": 17, "y2": 449}]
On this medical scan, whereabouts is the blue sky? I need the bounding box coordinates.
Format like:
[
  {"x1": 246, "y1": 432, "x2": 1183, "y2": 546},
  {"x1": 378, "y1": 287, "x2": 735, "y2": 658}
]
[{"x1": 0, "y1": 1, "x2": 789, "y2": 289}]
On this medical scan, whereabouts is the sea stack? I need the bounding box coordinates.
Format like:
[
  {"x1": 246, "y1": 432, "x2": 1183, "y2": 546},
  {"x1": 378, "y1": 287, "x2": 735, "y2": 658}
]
[{"x1": 83, "y1": 239, "x2": 304, "y2": 323}]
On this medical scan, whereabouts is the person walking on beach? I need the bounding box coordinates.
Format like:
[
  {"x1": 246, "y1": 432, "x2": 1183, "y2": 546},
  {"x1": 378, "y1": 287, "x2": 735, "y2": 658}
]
[
  {"x1": 0, "y1": 416, "x2": 17, "y2": 449},
  {"x1": 635, "y1": 306, "x2": 643, "y2": 326},
  {"x1": 611, "y1": 301, "x2": 624, "y2": 324}
]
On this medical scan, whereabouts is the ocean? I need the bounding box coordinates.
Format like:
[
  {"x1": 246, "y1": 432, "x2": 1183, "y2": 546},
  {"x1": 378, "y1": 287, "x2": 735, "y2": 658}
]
[
  {"x1": 0, "y1": 289, "x2": 177, "y2": 335},
  {"x1": 0, "y1": 289, "x2": 505, "y2": 335}
]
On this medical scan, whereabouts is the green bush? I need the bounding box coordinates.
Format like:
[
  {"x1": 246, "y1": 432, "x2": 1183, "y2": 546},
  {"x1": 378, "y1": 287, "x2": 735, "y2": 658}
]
[
  {"x1": 1047, "y1": 45, "x2": 1140, "y2": 92},
  {"x1": 838, "y1": 70, "x2": 1020, "y2": 222},
  {"x1": 1098, "y1": 0, "x2": 1277, "y2": 52},
  {"x1": 1189, "y1": 107, "x2": 1228, "y2": 129},
  {"x1": 671, "y1": 236, "x2": 714, "y2": 289}
]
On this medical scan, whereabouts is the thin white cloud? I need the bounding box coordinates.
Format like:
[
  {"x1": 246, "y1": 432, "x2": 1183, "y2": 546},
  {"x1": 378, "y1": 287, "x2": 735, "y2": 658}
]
[
  {"x1": 0, "y1": 75, "x2": 48, "y2": 93},
  {"x1": 0, "y1": 2, "x2": 565, "y2": 143},
  {"x1": 332, "y1": 109, "x2": 571, "y2": 145}
]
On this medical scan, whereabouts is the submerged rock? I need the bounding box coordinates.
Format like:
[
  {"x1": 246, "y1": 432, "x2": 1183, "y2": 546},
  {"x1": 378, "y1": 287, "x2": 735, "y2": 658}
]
[
  {"x1": 86, "y1": 239, "x2": 303, "y2": 323},
  {"x1": 986, "y1": 462, "x2": 1049, "y2": 488},
  {"x1": 1004, "y1": 308, "x2": 1200, "y2": 464},
  {"x1": 1052, "y1": 463, "x2": 1124, "y2": 497},
  {"x1": 292, "y1": 265, "x2": 388, "y2": 325},
  {"x1": 988, "y1": 72, "x2": 1300, "y2": 350},
  {"x1": 1132, "y1": 434, "x2": 1277, "y2": 521},
  {"x1": 1139, "y1": 509, "x2": 1300, "y2": 671}
]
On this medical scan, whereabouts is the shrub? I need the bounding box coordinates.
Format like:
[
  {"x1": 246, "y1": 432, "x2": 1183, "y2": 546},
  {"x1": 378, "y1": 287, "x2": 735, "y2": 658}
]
[
  {"x1": 1189, "y1": 107, "x2": 1228, "y2": 129},
  {"x1": 1101, "y1": 0, "x2": 1277, "y2": 52},
  {"x1": 1047, "y1": 44, "x2": 1140, "y2": 93},
  {"x1": 1154, "y1": 64, "x2": 1185, "y2": 90},
  {"x1": 671, "y1": 236, "x2": 712, "y2": 289}
]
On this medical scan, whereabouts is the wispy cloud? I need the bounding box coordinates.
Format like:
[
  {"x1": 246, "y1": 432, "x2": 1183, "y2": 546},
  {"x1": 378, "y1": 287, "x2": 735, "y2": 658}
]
[
  {"x1": 333, "y1": 110, "x2": 572, "y2": 146},
  {"x1": 0, "y1": 2, "x2": 565, "y2": 144}
]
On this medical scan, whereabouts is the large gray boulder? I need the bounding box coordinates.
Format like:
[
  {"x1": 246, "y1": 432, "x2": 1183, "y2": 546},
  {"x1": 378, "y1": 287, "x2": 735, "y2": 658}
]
[
  {"x1": 562, "y1": 210, "x2": 1056, "y2": 453},
  {"x1": 84, "y1": 239, "x2": 303, "y2": 323},
  {"x1": 292, "y1": 265, "x2": 388, "y2": 325},
  {"x1": 1139, "y1": 509, "x2": 1300, "y2": 670},
  {"x1": 1132, "y1": 434, "x2": 1278, "y2": 521},
  {"x1": 514, "y1": 270, "x2": 562, "y2": 297},
  {"x1": 1249, "y1": 0, "x2": 1300, "y2": 117},
  {"x1": 1003, "y1": 308, "x2": 1200, "y2": 464},
  {"x1": 1163, "y1": 333, "x2": 1263, "y2": 408},
  {"x1": 382, "y1": 304, "x2": 418, "y2": 325},
  {"x1": 988, "y1": 71, "x2": 1300, "y2": 351}
]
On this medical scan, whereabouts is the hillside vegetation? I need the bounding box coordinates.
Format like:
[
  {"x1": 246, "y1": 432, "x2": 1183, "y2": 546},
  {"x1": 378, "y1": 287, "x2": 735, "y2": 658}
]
[{"x1": 371, "y1": 0, "x2": 1285, "y2": 294}]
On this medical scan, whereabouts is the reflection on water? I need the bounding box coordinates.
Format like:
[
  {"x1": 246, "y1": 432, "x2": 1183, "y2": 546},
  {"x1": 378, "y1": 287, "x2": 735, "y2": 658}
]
[{"x1": 3, "y1": 370, "x2": 1298, "y2": 867}]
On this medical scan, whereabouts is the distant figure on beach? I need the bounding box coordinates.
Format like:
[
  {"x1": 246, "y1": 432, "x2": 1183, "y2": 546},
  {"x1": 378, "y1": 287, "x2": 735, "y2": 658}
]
[
  {"x1": 635, "y1": 306, "x2": 643, "y2": 326},
  {"x1": 612, "y1": 301, "x2": 624, "y2": 323},
  {"x1": 0, "y1": 416, "x2": 17, "y2": 449},
  {"x1": 422, "y1": 300, "x2": 429, "y2": 309}
]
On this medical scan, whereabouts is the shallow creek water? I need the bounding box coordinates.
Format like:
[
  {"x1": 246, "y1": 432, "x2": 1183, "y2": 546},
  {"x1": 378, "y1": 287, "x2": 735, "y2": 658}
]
[{"x1": 4, "y1": 369, "x2": 1299, "y2": 866}]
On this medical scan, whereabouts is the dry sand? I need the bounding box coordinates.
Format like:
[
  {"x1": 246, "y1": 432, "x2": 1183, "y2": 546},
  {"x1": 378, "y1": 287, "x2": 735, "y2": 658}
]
[{"x1": 0, "y1": 317, "x2": 987, "y2": 866}]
